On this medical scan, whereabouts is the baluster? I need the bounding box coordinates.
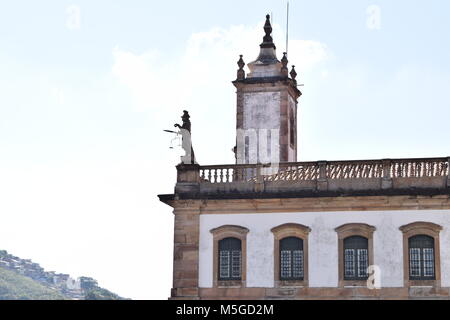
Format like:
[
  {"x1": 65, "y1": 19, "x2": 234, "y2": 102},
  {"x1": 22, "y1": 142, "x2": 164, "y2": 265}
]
[
  {"x1": 214, "y1": 169, "x2": 219, "y2": 183},
  {"x1": 208, "y1": 169, "x2": 213, "y2": 183}
]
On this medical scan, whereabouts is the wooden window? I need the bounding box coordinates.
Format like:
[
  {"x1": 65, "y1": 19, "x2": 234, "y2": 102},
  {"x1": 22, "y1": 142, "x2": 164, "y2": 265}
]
[
  {"x1": 218, "y1": 237, "x2": 242, "y2": 280},
  {"x1": 335, "y1": 223, "x2": 375, "y2": 287},
  {"x1": 271, "y1": 223, "x2": 310, "y2": 287},
  {"x1": 210, "y1": 225, "x2": 249, "y2": 287},
  {"x1": 280, "y1": 237, "x2": 304, "y2": 280},
  {"x1": 408, "y1": 235, "x2": 435, "y2": 280},
  {"x1": 343, "y1": 236, "x2": 368, "y2": 280}
]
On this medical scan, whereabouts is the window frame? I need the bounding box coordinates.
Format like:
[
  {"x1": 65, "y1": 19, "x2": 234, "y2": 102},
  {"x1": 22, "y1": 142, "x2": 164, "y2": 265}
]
[
  {"x1": 271, "y1": 223, "x2": 311, "y2": 287},
  {"x1": 335, "y1": 223, "x2": 375, "y2": 287},
  {"x1": 210, "y1": 225, "x2": 249, "y2": 288},
  {"x1": 399, "y1": 222, "x2": 442, "y2": 287}
]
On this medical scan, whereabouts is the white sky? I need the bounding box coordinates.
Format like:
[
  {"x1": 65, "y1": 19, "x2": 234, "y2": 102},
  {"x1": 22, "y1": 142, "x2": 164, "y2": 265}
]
[{"x1": 1, "y1": 1, "x2": 450, "y2": 299}]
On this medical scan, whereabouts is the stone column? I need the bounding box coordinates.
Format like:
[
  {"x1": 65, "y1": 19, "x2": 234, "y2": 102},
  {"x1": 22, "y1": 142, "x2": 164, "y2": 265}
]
[
  {"x1": 317, "y1": 161, "x2": 328, "y2": 191},
  {"x1": 175, "y1": 164, "x2": 200, "y2": 194},
  {"x1": 381, "y1": 159, "x2": 393, "y2": 189}
]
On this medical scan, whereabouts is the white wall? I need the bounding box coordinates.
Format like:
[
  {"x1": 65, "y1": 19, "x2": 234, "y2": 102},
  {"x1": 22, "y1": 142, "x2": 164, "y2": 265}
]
[
  {"x1": 199, "y1": 210, "x2": 450, "y2": 288},
  {"x1": 240, "y1": 92, "x2": 280, "y2": 164}
]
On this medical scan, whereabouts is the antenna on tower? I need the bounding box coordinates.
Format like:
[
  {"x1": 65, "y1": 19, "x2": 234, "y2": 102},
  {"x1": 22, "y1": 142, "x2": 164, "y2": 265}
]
[{"x1": 286, "y1": 1, "x2": 289, "y2": 54}]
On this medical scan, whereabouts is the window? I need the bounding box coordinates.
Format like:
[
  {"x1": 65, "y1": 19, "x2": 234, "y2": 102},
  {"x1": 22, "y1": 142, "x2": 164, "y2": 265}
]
[
  {"x1": 271, "y1": 223, "x2": 311, "y2": 287},
  {"x1": 210, "y1": 225, "x2": 249, "y2": 287},
  {"x1": 343, "y1": 236, "x2": 368, "y2": 280},
  {"x1": 399, "y1": 222, "x2": 442, "y2": 287},
  {"x1": 408, "y1": 235, "x2": 435, "y2": 280},
  {"x1": 335, "y1": 223, "x2": 375, "y2": 287},
  {"x1": 218, "y1": 237, "x2": 242, "y2": 280},
  {"x1": 280, "y1": 237, "x2": 304, "y2": 280},
  {"x1": 289, "y1": 108, "x2": 295, "y2": 148}
]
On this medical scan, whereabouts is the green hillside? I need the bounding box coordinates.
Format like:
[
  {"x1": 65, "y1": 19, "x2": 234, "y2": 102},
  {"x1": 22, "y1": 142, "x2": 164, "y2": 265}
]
[{"x1": 0, "y1": 266, "x2": 68, "y2": 300}]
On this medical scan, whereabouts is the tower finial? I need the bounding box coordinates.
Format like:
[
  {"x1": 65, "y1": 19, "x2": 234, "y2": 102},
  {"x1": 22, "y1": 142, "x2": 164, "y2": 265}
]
[
  {"x1": 260, "y1": 14, "x2": 275, "y2": 49},
  {"x1": 281, "y1": 52, "x2": 288, "y2": 77},
  {"x1": 237, "y1": 55, "x2": 245, "y2": 80},
  {"x1": 290, "y1": 65, "x2": 297, "y2": 81}
]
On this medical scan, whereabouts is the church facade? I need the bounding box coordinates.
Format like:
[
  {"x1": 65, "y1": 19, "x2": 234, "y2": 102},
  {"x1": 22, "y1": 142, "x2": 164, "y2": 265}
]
[{"x1": 159, "y1": 15, "x2": 450, "y2": 300}]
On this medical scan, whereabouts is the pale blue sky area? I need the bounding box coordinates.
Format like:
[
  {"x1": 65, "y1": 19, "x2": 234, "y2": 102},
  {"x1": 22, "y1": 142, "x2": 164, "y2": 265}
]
[{"x1": 0, "y1": 1, "x2": 449, "y2": 299}]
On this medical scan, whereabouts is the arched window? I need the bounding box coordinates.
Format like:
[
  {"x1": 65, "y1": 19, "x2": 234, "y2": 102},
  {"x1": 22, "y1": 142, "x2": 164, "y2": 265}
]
[
  {"x1": 218, "y1": 237, "x2": 242, "y2": 280},
  {"x1": 271, "y1": 223, "x2": 310, "y2": 287},
  {"x1": 343, "y1": 236, "x2": 369, "y2": 280},
  {"x1": 399, "y1": 222, "x2": 442, "y2": 287},
  {"x1": 280, "y1": 237, "x2": 304, "y2": 280},
  {"x1": 335, "y1": 223, "x2": 375, "y2": 286},
  {"x1": 289, "y1": 108, "x2": 295, "y2": 148},
  {"x1": 409, "y1": 235, "x2": 435, "y2": 280}
]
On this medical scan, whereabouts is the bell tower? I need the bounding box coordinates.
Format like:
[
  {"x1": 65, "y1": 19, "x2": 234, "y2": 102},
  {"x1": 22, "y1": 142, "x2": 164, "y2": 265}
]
[{"x1": 233, "y1": 14, "x2": 301, "y2": 164}]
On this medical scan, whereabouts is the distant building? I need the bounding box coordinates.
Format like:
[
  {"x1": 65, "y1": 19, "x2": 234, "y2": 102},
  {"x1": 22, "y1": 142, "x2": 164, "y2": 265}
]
[{"x1": 159, "y1": 15, "x2": 450, "y2": 300}]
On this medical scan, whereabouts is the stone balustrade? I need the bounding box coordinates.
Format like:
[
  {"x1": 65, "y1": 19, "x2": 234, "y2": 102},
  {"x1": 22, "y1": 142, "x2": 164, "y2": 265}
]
[{"x1": 173, "y1": 157, "x2": 450, "y2": 197}]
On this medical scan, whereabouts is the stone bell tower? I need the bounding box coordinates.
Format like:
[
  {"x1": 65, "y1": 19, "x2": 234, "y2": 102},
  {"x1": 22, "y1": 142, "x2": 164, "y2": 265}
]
[{"x1": 233, "y1": 14, "x2": 301, "y2": 164}]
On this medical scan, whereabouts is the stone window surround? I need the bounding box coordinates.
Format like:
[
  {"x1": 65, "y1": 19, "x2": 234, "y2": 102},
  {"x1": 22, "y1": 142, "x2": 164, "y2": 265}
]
[
  {"x1": 271, "y1": 223, "x2": 311, "y2": 287},
  {"x1": 399, "y1": 221, "x2": 443, "y2": 288},
  {"x1": 210, "y1": 225, "x2": 249, "y2": 288},
  {"x1": 335, "y1": 223, "x2": 376, "y2": 288}
]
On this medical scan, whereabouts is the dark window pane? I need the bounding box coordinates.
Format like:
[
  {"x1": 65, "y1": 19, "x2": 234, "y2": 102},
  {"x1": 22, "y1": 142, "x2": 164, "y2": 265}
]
[
  {"x1": 423, "y1": 248, "x2": 434, "y2": 277},
  {"x1": 357, "y1": 249, "x2": 368, "y2": 278},
  {"x1": 344, "y1": 249, "x2": 355, "y2": 278},
  {"x1": 292, "y1": 250, "x2": 304, "y2": 278},
  {"x1": 219, "y1": 251, "x2": 230, "y2": 278},
  {"x1": 280, "y1": 250, "x2": 292, "y2": 278},
  {"x1": 219, "y1": 237, "x2": 241, "y2": 251},
  {"x1": 409, "y1": 248, "x2": 421, "y2": 277},
  {"x1": 231, "y1": 250, "x2": 241, "y2": 278}
]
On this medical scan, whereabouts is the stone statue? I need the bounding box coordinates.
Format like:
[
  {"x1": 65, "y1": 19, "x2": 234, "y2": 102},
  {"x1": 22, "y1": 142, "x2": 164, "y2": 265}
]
[{"x1": 174, "y1": 110, "x2": 196, "y2": 164}]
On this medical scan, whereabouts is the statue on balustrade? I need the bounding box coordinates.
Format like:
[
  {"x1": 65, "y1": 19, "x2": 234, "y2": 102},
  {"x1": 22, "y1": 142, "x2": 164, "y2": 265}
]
[{"x1": 174, "y1": 110, "x2": 197, "y2": 165}]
